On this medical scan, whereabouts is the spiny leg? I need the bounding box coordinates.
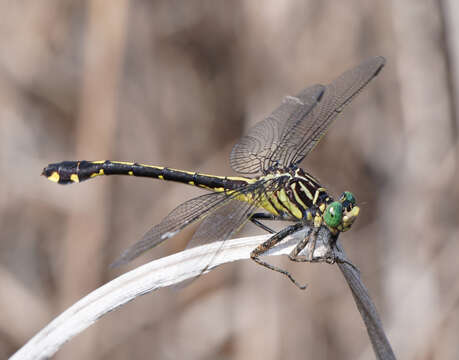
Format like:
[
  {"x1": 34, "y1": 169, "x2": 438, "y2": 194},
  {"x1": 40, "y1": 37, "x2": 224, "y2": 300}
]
[
  {"x1": 288, "y1": 226, "x2": 319, "y2": 262},
  {"x1": 250, "y1": 223, "x2": 307, "y2": 290},
  {"x1": 289, "y1": 210, "x2": 324, "y2": 262},
  {"x1": 287, "y1": 229, "x2": 361, "y2": 274},
  {"x1": 288, "y1": 226, "x2": 313, "y2": 262}
]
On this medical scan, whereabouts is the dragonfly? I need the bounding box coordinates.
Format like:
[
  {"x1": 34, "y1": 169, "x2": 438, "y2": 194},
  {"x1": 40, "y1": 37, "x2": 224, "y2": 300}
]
[{"x1": 42, "y1": 56, "x2": 385, "y2": 289}]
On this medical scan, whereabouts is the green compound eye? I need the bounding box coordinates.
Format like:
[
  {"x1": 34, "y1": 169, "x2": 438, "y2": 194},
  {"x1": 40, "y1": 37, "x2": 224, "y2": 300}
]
[
  {"x1": 340, "y1": 191, "x2": 356, "y2": 206},
  {"x1": 324, "y1": 201, "x2": 343, "y2": 228}
]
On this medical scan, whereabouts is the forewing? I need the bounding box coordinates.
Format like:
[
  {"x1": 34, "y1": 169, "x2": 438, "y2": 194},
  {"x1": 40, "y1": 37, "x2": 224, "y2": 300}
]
[
  {"x1": 285, "y1": 56, "x2": 386, "y2": 166},
  {"x1": 230, "y1": 56, "x2": 385, "y2": 174},
  {"x1": 111, "y1": 192, "x2": 231, "y2": 267},
  {"x1": 230, "y1": 84, "x2": 325, "y2": 175}
]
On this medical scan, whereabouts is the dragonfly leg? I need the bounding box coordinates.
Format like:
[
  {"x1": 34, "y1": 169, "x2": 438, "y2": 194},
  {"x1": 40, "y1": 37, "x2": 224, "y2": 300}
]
[
  {"x1": 308, "y1": 227, "x2": 318, "y2": 260},
  {"x1": 251, "y1": 212, "x2": 280, "y2": 220},
  {"x1": 250, "y1": 223, "x2": 307, "y2": 290},
  {"x1": 288, "y1": 229, "x2": 361, "y2": 273},
  {"x1": 289, "y1": 210, "x2": 322, "y2": 261},
  {"x1": 288, "y1": 225, "x2": 320, "y2": 262},
  {"x1": 250, "y1": 212, "x2": 284, "y2": 234},
  {"x1": 287, "y1": 226, "x2": 314, "y2": 262},
  {"x1": 251, "y1": 218, "x2": 275, "y2": 233}
]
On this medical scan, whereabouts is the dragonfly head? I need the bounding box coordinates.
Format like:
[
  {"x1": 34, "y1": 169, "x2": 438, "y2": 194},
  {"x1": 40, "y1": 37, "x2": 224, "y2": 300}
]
[{"x1": 323, "y1": 191, "x2": 360, "y2": 233}]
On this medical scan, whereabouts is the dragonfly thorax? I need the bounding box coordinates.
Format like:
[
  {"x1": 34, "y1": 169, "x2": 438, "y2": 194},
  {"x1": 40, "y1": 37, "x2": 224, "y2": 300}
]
[{"x1": 260, "y1": 167, "x2": 359, "y2": 234}]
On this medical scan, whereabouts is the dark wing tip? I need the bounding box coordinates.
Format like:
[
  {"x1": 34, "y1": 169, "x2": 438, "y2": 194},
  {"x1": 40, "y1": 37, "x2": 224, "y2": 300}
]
[
  {"x1": 294, "y1": 83, "x2": 326, "y2": 104},
  {"x1": 367, "y1": 56, "x2": 386, "y2": 77}
]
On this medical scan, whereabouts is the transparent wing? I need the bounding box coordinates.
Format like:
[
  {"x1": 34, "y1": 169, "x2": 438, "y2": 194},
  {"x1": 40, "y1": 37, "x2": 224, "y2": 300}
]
[
  {"x1": 230, "y1": 84, "x2": 325, "y2": 174},
  {"x1": 174, "y1": 178, "x2": 280, "y2": 287},
  {"x1": 187, "y1": 178, "x2": 280, "y2": 251},
  {"x1": 111, "y1": 178, "x2": 281, "y2": 267},
  {"x1": 230, "y1": 56, "x2": 385, "y2": 174},
  {"x1": 111, "y1": 191, "x2": 232, "y2": 267},
  {"x1": 173, "y1": 198, "x2": 258, "y2": 288},
  {"x1": 186, "y1": 199, "x2": 255, "y2": 250},
  {"x1": 283, "y1": 56, "x2": 386, "y2": 167}
]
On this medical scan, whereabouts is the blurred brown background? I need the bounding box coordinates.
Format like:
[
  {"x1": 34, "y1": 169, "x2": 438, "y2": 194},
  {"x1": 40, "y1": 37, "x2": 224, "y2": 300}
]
[{"x1": 1, "y1": 1, "x2": 458, "y2": 359}]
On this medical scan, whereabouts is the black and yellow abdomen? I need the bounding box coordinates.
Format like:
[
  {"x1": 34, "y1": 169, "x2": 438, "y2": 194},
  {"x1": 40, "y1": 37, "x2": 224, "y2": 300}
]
[
  {"x1": 42, "y1": 160, "x2": 252, "y2": 192},
  {"x1": 42, "y1": 160, "x2": 332, "y2": 222}
]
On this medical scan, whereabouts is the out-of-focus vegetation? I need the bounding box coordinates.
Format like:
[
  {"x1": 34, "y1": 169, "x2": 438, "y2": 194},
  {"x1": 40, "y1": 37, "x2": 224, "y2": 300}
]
[{"x1": 2, "y1": 1, "x2": 458, "y2": 359}]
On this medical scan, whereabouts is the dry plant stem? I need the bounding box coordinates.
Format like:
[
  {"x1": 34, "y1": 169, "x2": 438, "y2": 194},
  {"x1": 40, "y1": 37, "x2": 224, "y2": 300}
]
[
  {"x1": 10, "y1": 227, "x2": 395, "y2": 360},
  {"x1": 10, "y1": 229, "x2": 309, "y2": 360},
  {"x1": 335, "y1": 242, "x2": 397, "y2": 360}
]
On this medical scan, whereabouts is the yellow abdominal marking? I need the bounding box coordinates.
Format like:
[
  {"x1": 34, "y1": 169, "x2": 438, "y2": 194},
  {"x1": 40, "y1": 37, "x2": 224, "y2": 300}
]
[
  {"x1": 84, "y1": 161, "x2": 294, "y2": 217},
  {"x1": 70, "y1": 174, "x2": 79, "y2": 183},
  {"x1": 48, "y1": 171, "x2": 60, "y2": 183},
  {"x1": 110, "y1": 160, "x2": 136, "y2": 165},
  {"x1": 109, "y1": 161, "x2": 248, "y2": 183},
  {"x1": 89, "y1": 161, "x2": 251, "y2": 184},
  {"x1": 90, "y1": 169, "x2": 104, "y2": 178},
  {"x1": 214, "y1": 187, "x2": 280, "y2": 217}
]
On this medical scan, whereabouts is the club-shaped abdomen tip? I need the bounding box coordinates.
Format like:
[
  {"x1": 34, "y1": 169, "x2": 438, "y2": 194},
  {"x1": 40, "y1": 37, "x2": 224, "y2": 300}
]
[
  {"x1": 42, "y1": 162, "x2": 79, "y2": 185},
  {"x1": 42, "y1": 164, "x2": 60, "y2": 183}
]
